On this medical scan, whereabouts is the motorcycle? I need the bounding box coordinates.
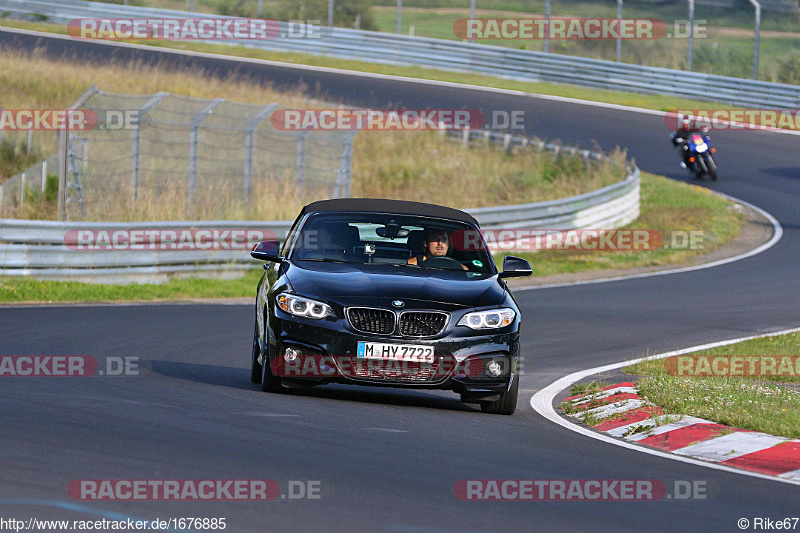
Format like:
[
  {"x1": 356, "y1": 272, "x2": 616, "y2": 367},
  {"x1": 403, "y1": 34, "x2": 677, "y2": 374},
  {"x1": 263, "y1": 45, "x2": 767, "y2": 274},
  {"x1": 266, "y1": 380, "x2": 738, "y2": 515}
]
[{"x1": 675, "y1": 131, "x2": 718, "y2": 180}]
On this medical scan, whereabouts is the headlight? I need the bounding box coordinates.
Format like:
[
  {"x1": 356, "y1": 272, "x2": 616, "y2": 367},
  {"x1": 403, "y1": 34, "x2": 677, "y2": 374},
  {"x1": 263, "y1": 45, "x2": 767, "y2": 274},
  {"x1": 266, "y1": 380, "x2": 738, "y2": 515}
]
[
  {"x1": 695, "y1": 142, "x2": 708, "y2": 153},
  {"x1": 276, "y1": 293, "x2": 334, "y2": 319},
  {"x1": 458, "y1": 308, "x2": 515, "y2": 330}
]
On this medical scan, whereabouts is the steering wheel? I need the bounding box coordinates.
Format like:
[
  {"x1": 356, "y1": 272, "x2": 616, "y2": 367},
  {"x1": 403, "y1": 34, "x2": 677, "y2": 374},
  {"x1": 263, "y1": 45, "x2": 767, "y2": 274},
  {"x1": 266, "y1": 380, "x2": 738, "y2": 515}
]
[{"x1": 421, "y1": 256, "x2": 463, "y2": 269}]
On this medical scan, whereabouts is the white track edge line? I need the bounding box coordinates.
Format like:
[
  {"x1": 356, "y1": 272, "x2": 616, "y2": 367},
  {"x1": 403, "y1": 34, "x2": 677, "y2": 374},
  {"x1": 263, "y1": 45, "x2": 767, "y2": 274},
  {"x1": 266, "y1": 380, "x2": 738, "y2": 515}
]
[
  {"x1": 530, "y1": 326, "x2": 800, "y2": 486},
  {"x1": 4, "y1": 26, "x2": 800, "y2": 136},
  {"x1": 514, "y1": 192, "x2": 783, "y2": 291}
]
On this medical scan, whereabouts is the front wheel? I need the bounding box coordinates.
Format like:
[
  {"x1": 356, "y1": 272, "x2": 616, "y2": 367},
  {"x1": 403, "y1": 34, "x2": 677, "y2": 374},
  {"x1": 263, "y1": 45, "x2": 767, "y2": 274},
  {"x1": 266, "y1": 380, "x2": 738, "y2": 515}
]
[
  {"x1": 260, "y1": 344, "x2": 283, "y2": 394},
  {"x1": 250, "y1": 319, "x2": 262, "y2": 384},
  {"x1": 705, "y1": 154, "x2": 718, "y2": 180},
  {"x1": 480, "y1": 374, "x2": 519, "y2": 415},
  {"x1": 689, "y1": 158, "x2": 703, "y2": 179},
  {"x1": 252, "y1": 318, "x2": 283, "y2": 392},
  {"x1": 695, "y1": 154, "x2": 709, "y2": 178}
]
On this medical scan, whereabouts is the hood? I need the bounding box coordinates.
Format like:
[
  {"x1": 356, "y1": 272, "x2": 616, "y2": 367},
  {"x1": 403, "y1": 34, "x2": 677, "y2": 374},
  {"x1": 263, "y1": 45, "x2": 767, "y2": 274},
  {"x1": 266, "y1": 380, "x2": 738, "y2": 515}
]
[{"x1": 285, "y1": 262, "x2": 505, "y2": 311}]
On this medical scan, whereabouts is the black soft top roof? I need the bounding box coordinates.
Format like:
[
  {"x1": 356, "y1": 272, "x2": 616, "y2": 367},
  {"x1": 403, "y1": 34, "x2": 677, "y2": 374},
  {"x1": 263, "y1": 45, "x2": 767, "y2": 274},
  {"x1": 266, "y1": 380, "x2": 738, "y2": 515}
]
[{"x1": 300, "y1": 198, "x2": 479, "y2": 227}]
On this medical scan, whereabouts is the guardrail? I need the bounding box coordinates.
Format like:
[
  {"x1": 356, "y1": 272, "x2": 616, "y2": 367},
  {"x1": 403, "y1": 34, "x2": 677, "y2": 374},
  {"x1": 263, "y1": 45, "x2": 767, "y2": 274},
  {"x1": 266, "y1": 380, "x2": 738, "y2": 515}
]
[
  {"x1": 2, "y1": 0, "x2": 799, "y2": 109},
  {"x1": 0, "y1": 127, "x2": 639, "y2": 284}
]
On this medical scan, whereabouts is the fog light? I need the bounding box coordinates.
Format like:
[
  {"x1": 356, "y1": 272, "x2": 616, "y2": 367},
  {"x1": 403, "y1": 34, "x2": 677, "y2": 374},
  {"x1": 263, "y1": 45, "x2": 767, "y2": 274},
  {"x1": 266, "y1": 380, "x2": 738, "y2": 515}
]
[
  {"x1": 486, "y1": 360, "x2": 503, "y2": 378},
  {"x1": 283, "y1": 346, "x2": 302, "y2": 362}
]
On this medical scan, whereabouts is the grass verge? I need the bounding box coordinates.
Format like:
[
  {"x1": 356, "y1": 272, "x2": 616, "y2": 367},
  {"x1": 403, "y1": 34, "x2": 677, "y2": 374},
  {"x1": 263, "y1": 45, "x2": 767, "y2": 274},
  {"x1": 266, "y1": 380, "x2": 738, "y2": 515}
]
[
  {"x1": 369, "y1": 5, "x2": 800, "y2": 82},
  {"x1": 10, "y1": 0, "x2": 800, "y2": 80},
  {"x1": 0, "y1": 269, "x2": 262, "y2": 303},
  {"x1": 3, "y1": 6, "x2": 799, "y2": 84},
  {"x1": 568, "y1": 380, "x2": 605, "y2": 397},
  {"x1": 21, "y1": 0, "x2": 798, "y2": 33},
  {"x1": 505, "y1": 171, "x2": 743, "y2": 277},
  {"x1": 0, "y1": 19, "x2": 753, "y2": 112},
  {"x1": 621, "y1": 331, "x2": 800, "y2": 438}
]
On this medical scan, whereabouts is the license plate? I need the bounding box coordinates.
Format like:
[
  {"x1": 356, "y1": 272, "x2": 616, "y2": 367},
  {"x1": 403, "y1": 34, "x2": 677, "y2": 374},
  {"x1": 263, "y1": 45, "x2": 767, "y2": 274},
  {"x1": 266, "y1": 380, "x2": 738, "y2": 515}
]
[{"x1": 357, "y1": 341, "x2": 434, "y2": 363}]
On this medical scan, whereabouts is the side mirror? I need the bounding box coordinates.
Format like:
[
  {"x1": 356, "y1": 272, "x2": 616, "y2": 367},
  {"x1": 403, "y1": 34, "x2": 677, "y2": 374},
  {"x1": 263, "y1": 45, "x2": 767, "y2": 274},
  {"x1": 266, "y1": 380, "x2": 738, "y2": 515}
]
[
  {"x1": 498, "y1": 256, "x2": 532, "y2": 279},
  {"x1": 250, "y1": 240, "x2": 283, "y2": 262}
]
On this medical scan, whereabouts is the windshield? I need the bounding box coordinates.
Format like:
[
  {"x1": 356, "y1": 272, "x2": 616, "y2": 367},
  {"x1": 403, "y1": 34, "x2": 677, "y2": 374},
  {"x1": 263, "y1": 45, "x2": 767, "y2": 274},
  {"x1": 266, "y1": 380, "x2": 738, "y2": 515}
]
[{"x1": 288, "y1": 212, "x2": 495, "y2": 276}]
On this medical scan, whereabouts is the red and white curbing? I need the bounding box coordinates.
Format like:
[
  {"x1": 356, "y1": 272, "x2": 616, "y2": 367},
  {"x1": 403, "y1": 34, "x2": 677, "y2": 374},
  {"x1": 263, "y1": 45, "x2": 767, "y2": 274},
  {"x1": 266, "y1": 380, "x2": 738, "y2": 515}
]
[{"x1": 562, "y1": 382, "x2": 800, "y2": 480}]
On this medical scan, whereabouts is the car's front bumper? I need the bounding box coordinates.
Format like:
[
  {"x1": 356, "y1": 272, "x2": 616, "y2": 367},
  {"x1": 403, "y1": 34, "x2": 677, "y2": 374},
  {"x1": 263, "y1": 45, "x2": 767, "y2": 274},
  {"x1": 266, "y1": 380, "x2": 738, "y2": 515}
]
[{"x1": 266, "y1": 311, "x2": 520, "y2": 398}]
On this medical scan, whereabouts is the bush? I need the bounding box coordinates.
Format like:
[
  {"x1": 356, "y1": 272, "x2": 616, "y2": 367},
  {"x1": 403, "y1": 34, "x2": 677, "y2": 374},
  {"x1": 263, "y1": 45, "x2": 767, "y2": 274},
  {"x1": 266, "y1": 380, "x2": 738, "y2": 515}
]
[
  {"x1": 776, "y1": 53, "x2": 800, "y2": 85},
  {"x1": 275, "y1": 0, "x2": 376, "y2": 31},
  {"x1": 692, "y1": 42, "x2": 752, "y2": 78},
  {"x1": 217, "y1": 0, "x2": 258, "y2": 18},
  {"x1": 44, "y1": 174, "x2": 58, "y2": 203},
  {"x1": 0, "y1": 139, "x2": 41, "y2": 182},
  {"x1": 17, "y1": 174, "x2": 59, "y2": 220}
]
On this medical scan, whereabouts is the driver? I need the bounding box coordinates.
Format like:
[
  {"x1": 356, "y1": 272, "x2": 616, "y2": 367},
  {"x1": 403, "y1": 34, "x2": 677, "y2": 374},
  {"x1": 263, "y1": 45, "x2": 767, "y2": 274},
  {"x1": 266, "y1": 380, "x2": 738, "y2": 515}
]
[
  {"x1": 408, "y1": 229, "x2": 467, "y2": 269},
  {"x1": 671, "y1": 114, "x2": 705, "y2": 170}
]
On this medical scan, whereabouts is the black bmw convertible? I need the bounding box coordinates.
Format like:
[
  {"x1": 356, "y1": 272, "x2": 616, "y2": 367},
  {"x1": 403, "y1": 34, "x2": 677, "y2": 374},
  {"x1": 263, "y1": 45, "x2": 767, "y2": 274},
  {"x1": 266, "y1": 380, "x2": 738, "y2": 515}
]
[{"x1": 249, "y1": 198, "x2": 531, "y2": 415}]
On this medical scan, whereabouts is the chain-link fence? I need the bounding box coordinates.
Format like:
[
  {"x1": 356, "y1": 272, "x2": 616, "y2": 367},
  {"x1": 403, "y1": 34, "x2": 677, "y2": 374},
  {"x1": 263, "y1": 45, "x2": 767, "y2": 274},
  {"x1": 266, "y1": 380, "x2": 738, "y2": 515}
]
[{"x1": 0, "y1": 89, "x2": 356, "y2": 221}]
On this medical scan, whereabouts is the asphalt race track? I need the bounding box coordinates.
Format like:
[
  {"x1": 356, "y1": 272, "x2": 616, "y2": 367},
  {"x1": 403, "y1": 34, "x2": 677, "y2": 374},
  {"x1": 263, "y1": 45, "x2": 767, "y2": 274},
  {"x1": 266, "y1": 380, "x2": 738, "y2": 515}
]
[{"x1": 1, "y1": 29, "x2": 799, "y2": 532}]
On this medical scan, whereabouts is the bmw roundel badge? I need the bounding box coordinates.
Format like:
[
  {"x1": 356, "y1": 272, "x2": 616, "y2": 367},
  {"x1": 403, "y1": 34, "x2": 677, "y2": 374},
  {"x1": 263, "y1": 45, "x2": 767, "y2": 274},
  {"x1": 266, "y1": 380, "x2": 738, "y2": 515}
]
[{"x1": 392, "y1": 300, "x2": 405, "y2": 308}]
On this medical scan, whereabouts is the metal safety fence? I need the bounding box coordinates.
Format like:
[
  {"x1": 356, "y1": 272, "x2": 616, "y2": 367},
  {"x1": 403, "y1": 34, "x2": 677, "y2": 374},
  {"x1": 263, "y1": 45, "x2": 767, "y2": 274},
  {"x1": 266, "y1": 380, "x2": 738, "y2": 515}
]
[
  {"x1": 0, "y1": 122, "x2": 639, "y2": 283},
  {"x1": 0, "y1": 88, "x2": 355, "y2": 222}
]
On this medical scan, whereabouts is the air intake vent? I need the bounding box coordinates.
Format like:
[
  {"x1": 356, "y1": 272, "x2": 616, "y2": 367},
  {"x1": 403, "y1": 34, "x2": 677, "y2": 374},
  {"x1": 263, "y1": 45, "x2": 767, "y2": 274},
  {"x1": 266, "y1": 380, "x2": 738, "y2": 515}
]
[
  {"x1": 399, "y1": 312, "x2": 448, "y2": 337},
  {"x1": 347, "y1": 308, "x2": 395, "y2": 335}
]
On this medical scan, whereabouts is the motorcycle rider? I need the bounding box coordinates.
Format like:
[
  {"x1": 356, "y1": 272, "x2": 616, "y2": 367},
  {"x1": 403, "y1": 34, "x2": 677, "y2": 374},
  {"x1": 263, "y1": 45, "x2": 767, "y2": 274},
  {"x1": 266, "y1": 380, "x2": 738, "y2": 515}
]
[{"x1": 671, "y1": 114, "x2": 705, "y2": 170}]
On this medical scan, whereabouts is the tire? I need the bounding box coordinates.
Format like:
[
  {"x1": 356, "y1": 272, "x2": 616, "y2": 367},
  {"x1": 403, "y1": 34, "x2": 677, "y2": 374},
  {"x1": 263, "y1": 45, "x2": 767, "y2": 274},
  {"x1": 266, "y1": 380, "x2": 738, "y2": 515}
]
[
  {"x1": 480, "y1": 374, "x2": 519, "y2": 415},
  {"x1": 690, "y1": 159, "x2": 703, "y2": 179},
  {"x1": 696, "y1": 155, "x2": 708, "y2": 178},
  {"x1": 260, "y1": 341, "x2": 283, "y2": 394},
  {"x1": 250, "y1": 319, "x2": 262, "y2": 384},
  {"x1": 705, "y1": 154, "x2": 718, "y2": 180}
]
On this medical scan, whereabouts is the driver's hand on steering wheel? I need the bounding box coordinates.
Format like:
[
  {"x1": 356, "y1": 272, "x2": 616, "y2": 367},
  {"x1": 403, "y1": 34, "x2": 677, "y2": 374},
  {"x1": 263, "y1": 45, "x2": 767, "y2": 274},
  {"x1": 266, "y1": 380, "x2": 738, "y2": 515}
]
[{"x1": 418, "y1": 255, "x2": 468, "y2": 270}]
